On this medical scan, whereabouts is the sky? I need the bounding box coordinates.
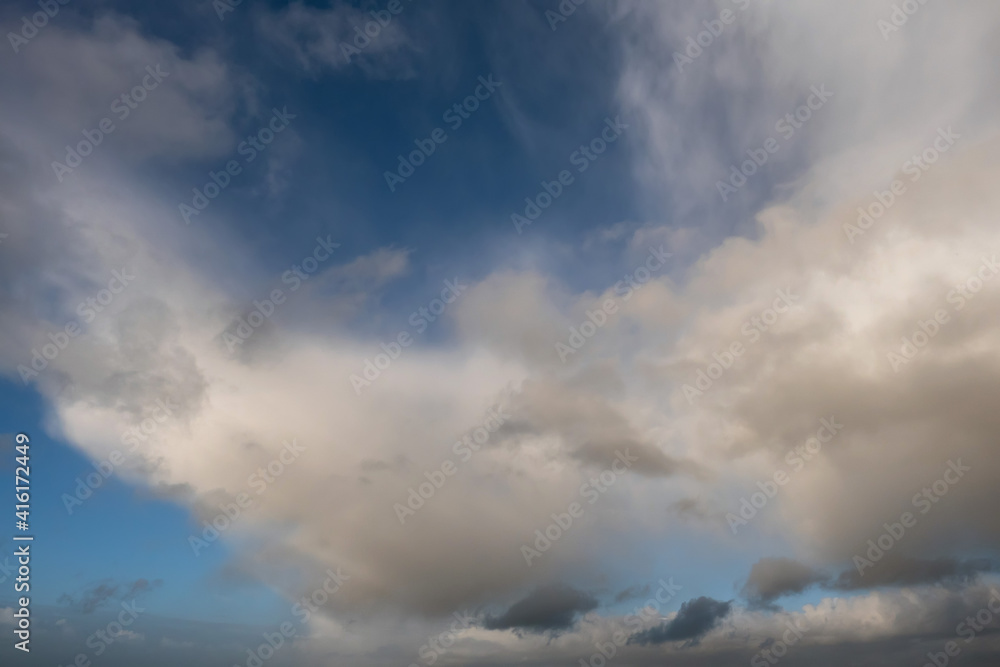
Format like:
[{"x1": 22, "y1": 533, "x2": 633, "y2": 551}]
[{"x1": 1, "y1": 0, "x2": 1000, "y2": 665}]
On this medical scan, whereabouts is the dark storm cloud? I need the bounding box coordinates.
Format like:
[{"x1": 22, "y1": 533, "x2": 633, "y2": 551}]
[
  {"x1": 833, "y1": 556, "x2": 992, "y2": 591},
  {"x1": 628, "y1": 596, "x2": 732, "y2": 645},
  {"x1": 483, "y1": 584, "x2": 598, "y2": 633}
]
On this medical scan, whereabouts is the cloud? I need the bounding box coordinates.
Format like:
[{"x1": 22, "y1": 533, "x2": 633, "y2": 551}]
[
  {"x1": 116, "y1": 629, "x2": 144, "y2": 642},
  {"x1": 606, "y1": 0, "x2": 1000, "y2": 586},
  {"x1": 0, "y1": 14, "x2": 243, "y2": 163},
  {"x1": 833, "y1": 557, "x2": 992, "y2": 591},
  {"x1": 258, "y1": 1, "x2": 419, "y2": 77},
  {"x1": 742, "y1": 558, "x2": 827, "y2": 608},
  {"x1": 59, "y1": 581, "x2": 119, "y2": 614},
  {"x1": 304, "y1": 246, "x2": 411, "y2": 302},
  {"x1": 628, "y1": 596, "x2": 732, "y2": 645},
  {"x1": 59, "y1": 577, "x2": 163, "y2": 614},
  {"x1": 124, "y1": 578, "x2": 164, "y2": 597},
  {"x1": 614, "y1": 584, "x2": 652, "y2": 603},
  {"x1": 484, "y1": 584, "x2": 598, "y2": 634},
  {"x1": 740, "y1": 555, "x2": 991, "y2": 608},
  {"x1": 498, "y1": 375, "x2": 705, "y2": 478}
]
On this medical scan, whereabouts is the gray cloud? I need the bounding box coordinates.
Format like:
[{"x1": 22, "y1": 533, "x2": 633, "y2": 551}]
[
  {"x1": 58, "y1": 582, "x2": 119, "y2": 614},
  {"x1": 124, "y1": 578, "x2": 164, "y2": 597},
  {"x1": 742, "y1": 558, "x2": 827, "y2": 608},
  {"x1": 740, "y1": 556, "x2": 992, "y2": 607},
  {"x1": 0, "y1": 14, "x2": 242, "y2": 163},
  {"x1": 628, "y1": 596, "x2": 732, "y2": 645},
  {"x1": 833, "y1": 557, "x2": 992, "y2": 591},
  {"x1": 614, "y1": 584, "x2": 652, "y2": 603},
  {"x1": 58, "y1": 577, "x2": 163, "y2": 614},
  {"x1": 484, "y1": 584, "x2": 598, "y2": 634}
]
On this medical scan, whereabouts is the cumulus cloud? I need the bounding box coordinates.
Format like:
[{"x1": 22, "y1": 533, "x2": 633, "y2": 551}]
[{"x1": 607, "y1": 0, "x2": 1000, "y2": 580}]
